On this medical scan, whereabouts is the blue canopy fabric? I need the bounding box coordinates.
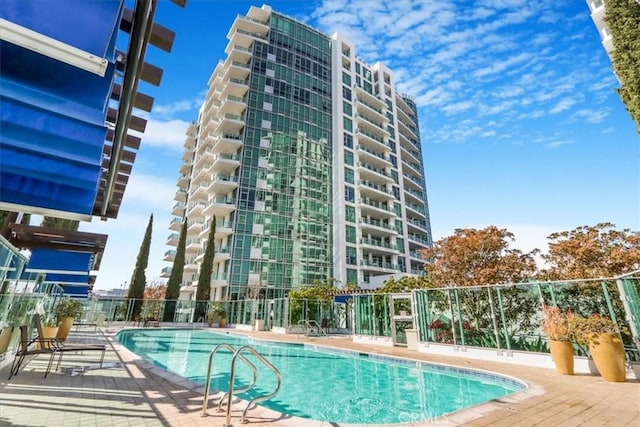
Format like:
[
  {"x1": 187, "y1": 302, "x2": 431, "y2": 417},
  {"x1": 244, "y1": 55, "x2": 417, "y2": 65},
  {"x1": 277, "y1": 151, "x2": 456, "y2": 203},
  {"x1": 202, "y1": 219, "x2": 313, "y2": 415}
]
[
  {"x1": 0, "y1": 0, "x2": 124, "y2": 216},
  {"x1": 0, "y1": 0, "x2": 123, "y2": 60},
  {"x1": 26, "y1": 248, "x2": 92, "y2": 285}
]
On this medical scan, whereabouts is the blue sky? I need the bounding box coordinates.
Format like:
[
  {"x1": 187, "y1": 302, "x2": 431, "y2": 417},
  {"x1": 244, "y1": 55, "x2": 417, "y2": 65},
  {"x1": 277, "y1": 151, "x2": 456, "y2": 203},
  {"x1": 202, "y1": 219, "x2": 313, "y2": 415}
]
[{"x1": 85, "y1": 0, "x2": 639, "y2": 290}]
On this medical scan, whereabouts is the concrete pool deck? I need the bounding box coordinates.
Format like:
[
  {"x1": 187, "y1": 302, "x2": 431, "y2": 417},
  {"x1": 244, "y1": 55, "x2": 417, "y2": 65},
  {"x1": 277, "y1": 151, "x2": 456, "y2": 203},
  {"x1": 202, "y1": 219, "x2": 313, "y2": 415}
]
[{"x1": 0, "y1": 325, "x2": 638, "y2": 426}]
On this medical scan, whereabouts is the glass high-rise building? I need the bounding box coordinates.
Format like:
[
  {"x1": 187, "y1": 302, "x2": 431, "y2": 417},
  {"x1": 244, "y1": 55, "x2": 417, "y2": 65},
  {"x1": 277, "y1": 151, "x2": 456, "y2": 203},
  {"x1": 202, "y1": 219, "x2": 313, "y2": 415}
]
[{"x1": 163, "y1": 5, "x2": 432, "y2": 300}]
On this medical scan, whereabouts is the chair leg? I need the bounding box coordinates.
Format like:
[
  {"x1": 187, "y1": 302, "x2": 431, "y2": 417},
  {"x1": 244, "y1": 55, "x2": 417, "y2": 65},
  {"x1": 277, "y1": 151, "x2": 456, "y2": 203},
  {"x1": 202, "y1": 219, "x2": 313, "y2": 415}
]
[
  {"x1": 45, "y1": 351, "x2": 57, "y2": 378},
  {"x1": 99, "y1": 349, "x2": 105, "y2": 367},
  {"x1": 56, "y1": 351, "x2": 64, "y2": 370},
  {"x1": 8, "y1": 354, "x2": 24, "y2": 380}
]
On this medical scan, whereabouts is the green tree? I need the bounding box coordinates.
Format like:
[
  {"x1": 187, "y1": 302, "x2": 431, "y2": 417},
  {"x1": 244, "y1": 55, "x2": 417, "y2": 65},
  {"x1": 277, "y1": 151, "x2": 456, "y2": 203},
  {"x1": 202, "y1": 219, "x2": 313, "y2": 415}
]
[
  {"x1": 127, "y1": 214, "x2": 153, "y2": 320},
  {"x1": 41, "y1": 216, "x2": 79, "y2": 231},
  {"x1": 375, "y1": 275, "x2": 432, "y2": 294},
  {"x1": 195, "y1": 217, "x2": 215, "y2": 320},
  {"x1": 163, "y1": 217, "x2": 187, "y2": 321},
  {"x1": 605, "y1": 0, "x2": 640, "y2": 131}
]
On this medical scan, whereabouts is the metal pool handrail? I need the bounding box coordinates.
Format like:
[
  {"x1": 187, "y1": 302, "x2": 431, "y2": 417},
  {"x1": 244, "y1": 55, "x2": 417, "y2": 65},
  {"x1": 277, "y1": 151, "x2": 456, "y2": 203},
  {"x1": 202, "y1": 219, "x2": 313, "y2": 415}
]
[
  {"x1": 201, "y1": 343, "x2": 257, "y2": 416},
  {"x1": 225, "y1": 345, "x2": 282, "y2": 426},
  {"x1": 298, "y1": 319, "x2": 328, "y2": 336}
]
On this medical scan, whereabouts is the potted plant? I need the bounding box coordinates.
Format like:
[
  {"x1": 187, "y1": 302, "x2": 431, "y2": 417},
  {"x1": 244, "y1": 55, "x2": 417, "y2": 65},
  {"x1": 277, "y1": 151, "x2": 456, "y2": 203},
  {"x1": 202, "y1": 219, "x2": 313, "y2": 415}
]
[
  {"x1": 569, "y1": 313, "x2": 627, "y2": 382},
  {"x1": 54, "y1": 298, "x2": 83, "y2": 340},
  {"x1": 217, "y1": 308, "x2": 227, "y2": 328},
  {"x1": 39, "y1": 314, "x2": 59, "y2": 349},
  {"x1": 541, "y1": 305, "x2": 575, "y2": 375},
  {"x1": 206, "y1": 303, "x2": 218, "y2": 327}
]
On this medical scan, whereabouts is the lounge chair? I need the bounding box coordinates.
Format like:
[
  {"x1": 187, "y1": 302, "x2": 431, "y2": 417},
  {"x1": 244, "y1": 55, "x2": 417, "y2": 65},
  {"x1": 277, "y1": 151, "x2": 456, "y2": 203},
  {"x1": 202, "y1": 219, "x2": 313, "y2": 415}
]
[
  {"x1": 8, "y1": 315, "x2": 107, "y2": 379},
  {"x1": 8, "y1": 325, "x2": 58, "y2": 379}
]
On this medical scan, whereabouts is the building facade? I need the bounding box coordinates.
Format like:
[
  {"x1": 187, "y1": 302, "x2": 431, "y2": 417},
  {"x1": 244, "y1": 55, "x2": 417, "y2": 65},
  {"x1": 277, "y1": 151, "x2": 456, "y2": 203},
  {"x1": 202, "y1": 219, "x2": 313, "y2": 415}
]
[
  {"x1": 164, "y1": 5, "x2": 432, "y2": 300},
  {"x1": 585, "y1": 0, "x2": 613, "y2": 58}
]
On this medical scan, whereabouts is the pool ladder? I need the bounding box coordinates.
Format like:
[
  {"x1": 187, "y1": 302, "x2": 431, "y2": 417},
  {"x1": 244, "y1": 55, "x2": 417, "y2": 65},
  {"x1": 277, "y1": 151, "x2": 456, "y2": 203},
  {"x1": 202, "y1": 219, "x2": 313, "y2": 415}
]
[
  {"x1": 201, "y1": 343, "x2": 282, "y2": 426},
  {"x1": 298, "y1": 319, "x2": 328, "y2": 337}
]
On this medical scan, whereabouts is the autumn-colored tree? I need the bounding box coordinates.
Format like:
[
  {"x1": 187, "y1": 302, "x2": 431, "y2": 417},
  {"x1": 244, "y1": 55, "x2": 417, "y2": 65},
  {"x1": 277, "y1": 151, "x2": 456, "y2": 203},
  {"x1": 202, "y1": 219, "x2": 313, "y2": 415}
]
[
  {"x1": 541, "y1": 222, "x2": 640, "y2": 280},
  {"x1": 144, "y1": 282, "x2": 167, "y2": 300},
  {"x1": 420, "y1": 226, "x2": 539, "y2": 287},
  {"x1": 127, "y1": 214, "x2": 153, "y2": 320}
]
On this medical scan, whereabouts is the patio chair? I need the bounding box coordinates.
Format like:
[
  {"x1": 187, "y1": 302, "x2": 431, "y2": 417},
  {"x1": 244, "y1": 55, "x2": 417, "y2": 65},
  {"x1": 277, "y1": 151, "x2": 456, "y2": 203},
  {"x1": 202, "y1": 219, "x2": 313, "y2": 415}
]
[
  {"x1": 7, "y1": 325, "x2": 58, "y2": 379},
  {"x1": 33, "y1": 314, "x2": 106, "y2": 373}
]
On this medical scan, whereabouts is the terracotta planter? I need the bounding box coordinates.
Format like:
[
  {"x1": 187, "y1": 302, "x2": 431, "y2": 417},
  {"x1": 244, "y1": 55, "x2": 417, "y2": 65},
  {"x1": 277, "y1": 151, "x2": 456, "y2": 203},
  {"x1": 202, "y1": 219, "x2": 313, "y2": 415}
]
[
  {"x1": 218, "y1": 317, "x2": 227, "y2": 328},
  {"x1": 56, "y1": 317, "x2": 75, "y2": 341},
  {"x1": 38, "y1": 326, "x2": 59, "y2": 349},
  {"x1": 588, "y1": 333, "x2": 626, "y2": 382},
  {"x1": 0, "y1": 326, "x2": 13, "y2": 355},
  {"x1": 549, "y1": 340, "x2": 574, "y2": 375}
]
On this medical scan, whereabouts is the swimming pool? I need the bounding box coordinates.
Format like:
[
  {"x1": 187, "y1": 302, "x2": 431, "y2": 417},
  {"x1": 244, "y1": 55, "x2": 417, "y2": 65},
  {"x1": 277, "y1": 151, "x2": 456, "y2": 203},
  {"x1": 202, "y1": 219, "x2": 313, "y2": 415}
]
[{"x1": 117, "y1": 329, "x2": 525, "y2": 424}]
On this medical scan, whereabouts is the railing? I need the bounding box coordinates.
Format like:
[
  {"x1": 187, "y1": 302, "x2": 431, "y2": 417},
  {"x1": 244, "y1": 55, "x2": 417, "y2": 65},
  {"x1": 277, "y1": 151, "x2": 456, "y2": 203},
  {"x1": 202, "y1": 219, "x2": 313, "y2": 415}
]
[
  {"x1": 224, "y1": 345, "x2": 281, "y2": 426},
  {"x1": 201, "y1": 343, "x2": 258, "y2": 416},
  {"x1": 297, "y1": 319, "x2": 328, "y2": 337}
]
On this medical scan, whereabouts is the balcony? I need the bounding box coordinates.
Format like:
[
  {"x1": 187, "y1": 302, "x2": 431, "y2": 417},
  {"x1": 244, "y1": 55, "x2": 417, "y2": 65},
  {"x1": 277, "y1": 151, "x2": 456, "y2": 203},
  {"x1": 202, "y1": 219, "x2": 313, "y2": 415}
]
[
  {"x1": 203, "y1": 196, "x2": 237, "y2": 216},
  {"x1": 215, "y1": 113, "x2": 245, "y2": 135},
  {"x1": 404, "y1": 188, "x2": 426, "y2": 204},
  {"x1": 355, "y1": 96, "x2": 386, "y2": 121},
  {"x1": 402, "y1": 160, "x2": 423, "y2": 178},
  {"x1": 186, "y1": 199, "x2": 207, "y2": 216},
  {"x1": 227, "y1": 15, "x2": 269, "y2": 48},
  {"x1": 359, "y1": 197, "x2": 394, "y2": 217},
  {"x1": 357, "y1": 161, "x2": 394, "y2": 185},
  {"x1": 207, "y1": 174, "x2": 239, "y2": 194},
  {"x1": 171, "y1": 201, "x2": 185, "y2": 217},
  {"x1": 160, "y1": 266, "x2": 172, "y2": 278},
  {"x1": 163, "y1": 249, "x2": 176, "y2": 262},
  {"x1": 187, "y1": 220, "x2": 203, "y2": 235},
  {"x1": 403, "y1": 173, "x2": 423, "y2": 190},
  {"x1": 177, "y1": 173, "x2": 189, "y2": 188},
  {"x1": 186, "y1": 238, "x2": 201, "y2": 253},
  {"x1": 406, "y1": 218, "x2": 429, "y2": 233},
  {"x1": 169, "y1": 217, "x2": 182, "y2": 231},
  {"x1": 190, "y1": 180, "x2": 210, "y2": 199},
  {"x1": 222, "y1": 77, "x2": 250, "y2": 98},
  {"x1": 355, "y1": 112, "x2": 388, "y2": 137},
  {"x1": 179, "y1": 159, "x2": 192, "y2": 175},
  {"x1": 211, "y1": 271, "x2": 229, "y2": 287},
  {"x1": 406, "y1": 202, "x2": 427, "y2": 218},
  {"x1": 211, "y1": 153, "x2": 241, "y2": 174},
  {"x1": 214, "y1": 246, "x2": 231, "y2": 262},
  {"x1": 358, "y1": 179, "x2": 394, "y2": 201},
  {"x1": 356, "y1": 144, "x2": 391, "y2": 169},
  {"x1": 219, "y1": 94, "x2": 247, "y2": 117},
  {"x1": 166, "y1": 232, "x2": 179, "y2": 246},
  {"x1": 359, "y1": 217, "x2": 397, "y2": 236},
  {"x1": 409, "y1": 250, "x2": 426, "y2": 260},
  {"x1": 400, "y1": 144, "x2": 421, "y2": 164},
  {"x1": 355, "y1": 127, "x2": 389, "y2": 153},
  {"x1": 360, "y1": 259, "x2": 398, "y2": 272},
  {"x1": 225, "y1": 42, "x2": 252, "y2": 63},
  {"x1": 353, "y1": 83, "x2": 386, "y2": 107},
  {"x1": 408, "y1": 234, "x2": 430, "y2": 247},
  {"x1": 360, "y1": 237, "x2": 398, "y2": 254},
  {"x1": 215, "y1": 221, "x2": 234, "y2": 239}
]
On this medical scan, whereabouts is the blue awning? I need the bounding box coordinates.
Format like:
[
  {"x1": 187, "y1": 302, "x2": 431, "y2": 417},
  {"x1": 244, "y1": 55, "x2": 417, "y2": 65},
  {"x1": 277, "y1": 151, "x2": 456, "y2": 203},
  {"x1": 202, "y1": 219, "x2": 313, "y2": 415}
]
[
  {"x1": 25, "y1": 248, "x2": 92, "y2": 285},
  {"x1": 0, "y1": 0, "x2": 123, "y2": 60},
  {"x1": 0, "y1": 0, "x2": 123, "y2": 217},
  {"x1": 334, "y1": 295, "x2": 353, "y2": 303}
]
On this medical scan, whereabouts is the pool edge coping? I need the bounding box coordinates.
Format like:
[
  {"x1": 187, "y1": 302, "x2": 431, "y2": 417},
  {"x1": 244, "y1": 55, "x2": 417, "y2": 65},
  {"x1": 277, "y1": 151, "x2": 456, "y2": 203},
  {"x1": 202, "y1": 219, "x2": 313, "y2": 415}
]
[{"x1": 109, "y1": 327, "x2": 545, "y2": 427}]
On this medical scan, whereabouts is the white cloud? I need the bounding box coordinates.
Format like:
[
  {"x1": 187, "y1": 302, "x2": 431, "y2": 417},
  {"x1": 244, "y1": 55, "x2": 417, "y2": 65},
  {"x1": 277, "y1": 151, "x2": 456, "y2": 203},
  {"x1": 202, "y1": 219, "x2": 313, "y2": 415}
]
[
  {"x1": 153, "y1": 97, "x2": 202, "y2": 117},
  {"x1": 134, "y1": 118, "x2": 190, "y2": 150},
  {"x1": 570, "y1": 109, "x2": 609, "y2": 124},
  {"x1": 549, "y1": 97, "x2": 578, "y2": 114}
]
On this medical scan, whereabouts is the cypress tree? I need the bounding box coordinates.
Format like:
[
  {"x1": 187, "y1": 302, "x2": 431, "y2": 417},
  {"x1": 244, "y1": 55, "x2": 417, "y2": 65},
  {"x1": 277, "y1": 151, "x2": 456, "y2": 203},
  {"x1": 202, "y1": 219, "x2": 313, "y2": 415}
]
[
  {"x1": 605, "y1": 0, "x2": 640, "y2": 131},
  {"x1": 163, "y1": 216, "x2": 188, "y2": 321},
  {"x1": 195, "y1": 216, "x2": 216, "y2": 320},
  {"x1": 127, "y1": 213, "x2": 153, "y2": 320}
]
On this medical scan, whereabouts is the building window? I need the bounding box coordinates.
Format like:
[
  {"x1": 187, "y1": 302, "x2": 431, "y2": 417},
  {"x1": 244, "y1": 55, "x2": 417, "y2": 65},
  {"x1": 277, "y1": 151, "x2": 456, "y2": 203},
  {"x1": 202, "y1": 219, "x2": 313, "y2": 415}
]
[
  {"x1": 347, "y1": 268, "x2": 358, "y2": 285},
  {"x1": 344, "y1": 133, "x2": 353, "y2": 148},
  {"x1": 345, "y1": 186, "x2": 355, "y2": 202},
  {"x1": 342, "y1": 86, "x2": 352, "y2": 101},
  {"x1": 344, "y1": 150, "x2": 354, "y2": 166},
  {"x1": 343, "y1": 117, "x2": 353, "y2": 132},
  {"x1": 344, "y1": 167, "x2": 354, "y2": 184},
  {"x1": 346, "y1": 246, "x2": 357, "y2": 265},
  {"x1": 346, "y1": 225, "x2": 356, "y2": 243},
  {"x1": 345, "y1": 205, "x2": 355, "y2": 222},
  {"x1": 342, "y1": 72, "x2": 351, "y2": 86},
  {"x1": 343, "y1": 101, "x2": 352, "y2": 116}
]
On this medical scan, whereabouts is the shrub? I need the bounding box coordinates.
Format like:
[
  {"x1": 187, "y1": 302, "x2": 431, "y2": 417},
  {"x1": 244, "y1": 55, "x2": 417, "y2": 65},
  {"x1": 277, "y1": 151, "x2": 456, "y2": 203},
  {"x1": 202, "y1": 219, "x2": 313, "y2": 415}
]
[{"x1": 54, "y1": 299, "x2": 83, "y2": 320}]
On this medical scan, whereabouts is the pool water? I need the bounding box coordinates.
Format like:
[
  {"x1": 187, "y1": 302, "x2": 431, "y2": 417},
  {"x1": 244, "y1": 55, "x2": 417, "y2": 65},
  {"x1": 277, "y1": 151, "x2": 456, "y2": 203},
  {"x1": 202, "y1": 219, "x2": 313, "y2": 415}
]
[{"x1": 117, "y1": 329, "x2": 525, "y2": 424}]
